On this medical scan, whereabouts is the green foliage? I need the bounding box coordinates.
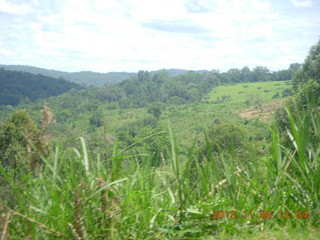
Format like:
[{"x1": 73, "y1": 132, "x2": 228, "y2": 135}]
[
  {"x1": 83, "y1": 66, "x2": 298, "y2": 110},
  {"x1": 293, "y1": 39, "x2": 320, "y2": 90},
  {"x1": 206, "y1": 81, "x2": 291, "y2": 108},
  {"x1": 1, "y1": 104, "x2": 319, "y2": 238},
  {"x1": 274, "y1": 83, "x2": 320, "y2": 146},
  {"x1": 0, "y1": 44, "x2": 317, "y2": 238},
  {"x1": 0, "y1": 110, "x2": 39, "y2": 170},
  {"x1": 272, "y1": 92, "x2": 280, "y2": 99},
  {"x1": 56, "y1": 109, "x2": 72, "y2": 123},
  {"x1": 147, "y1": 101, "x2": 165, "y2": 119},
  {"x1": 0, "y1": 110, "x2": 44, "y2": 206},
  {"x1": 206, "y1": 123, "x2": 250, "y2": 154},
  {"x1": 166, "y1": 96, "x2": 187, "y2": 105},
  {"x1": 0, "y1": 68, "x2": 83, "y2": 106},
  {"x1": 282, "y1": 88, "x2": 294, "y2": 97},
  {"x1": 302, "y1": 39, "x2": 320, "y2": 83},
  {"x1": 0, "y1": 64, "x2": 135, "y2": 86},
  {"x1": 90, "y1": 111, "x2": 104, "y2": 127}
]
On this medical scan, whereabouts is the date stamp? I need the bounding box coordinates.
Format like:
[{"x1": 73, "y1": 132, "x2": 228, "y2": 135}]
[{"x1": 211, "y1": 210, "x2": 308, "y2": 220}]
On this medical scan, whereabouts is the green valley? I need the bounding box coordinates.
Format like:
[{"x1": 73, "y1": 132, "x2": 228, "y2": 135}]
[{"x1": 0, "y1": 39, "x2": 320, "y2": 239}]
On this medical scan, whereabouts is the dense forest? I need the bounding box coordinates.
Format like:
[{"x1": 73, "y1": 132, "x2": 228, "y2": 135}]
[
  {"x1": 0, "y1": 63, "x2": 299, "y2": 108},
  {"x1": 0, "y1": 63, "x2": 300, "y2": 87},
  {"x1": 96, "y1": 64, "x2": 300, "y2": 108},
  {"x1": 0, "y1": 68, "x2": 83, "y2": 106},
  {"x1": 0, "y1": 65, "x2": 136, "y2": 86},
  {"x1": 0, "y1": 39, "x2": 319, "y2": 239}
]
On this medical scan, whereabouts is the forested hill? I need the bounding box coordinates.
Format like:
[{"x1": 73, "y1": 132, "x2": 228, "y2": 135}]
[
  {"x1": 0, "y1": 65, "x2": 211, "y2": 86},
  {"x1": 0, "y1": 68, "x2": 83, "y2": 106},
  {"x1": 0, "y1": 65, "x2": 135, "y2": 86},
  {"x1": 90, "y1": 64, "x2": 301, "y2": 109}
]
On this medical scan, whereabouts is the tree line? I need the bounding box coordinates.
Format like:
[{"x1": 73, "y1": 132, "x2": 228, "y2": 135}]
[{"x1": 96, "y1": 64, "x2": 301, "y2": 108}]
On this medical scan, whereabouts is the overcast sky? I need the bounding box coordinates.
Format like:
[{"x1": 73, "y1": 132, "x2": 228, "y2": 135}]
[{"x1": 0, "y1": 0, "x2": 319, "y2": 73}]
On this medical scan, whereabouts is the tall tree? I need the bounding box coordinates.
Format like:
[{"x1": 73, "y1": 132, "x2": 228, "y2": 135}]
[{"x1": 293, "y1": 39, "x2": 320, "y2": 89}]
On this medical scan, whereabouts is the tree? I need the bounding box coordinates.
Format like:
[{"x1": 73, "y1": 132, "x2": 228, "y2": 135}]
[
  {"x1": 241, "y1": 66, "x2": 251, "y2": 82},
  {"x1": 206, "y1": 124, "x2": 250, "y2": 153},
  {"x1": 302, "y1": 39, "x2": 320, "y2": 83},
  {"x1": 90, "y1": 111, "x2": 104, "y2": 127},
  {"x1": 227, "y1": 68, "x2": 241, "y2": 83},
  {"x1": 251, "y1": 66, "x2": 270, "y2": 82},
  {"x1": 289, "y1": 63, "x2": 302, "y2": 71},
  {"x1": 147, "y1": 101, "x2": 165, "y2": 120},
  {"x1": 0, "y1": 109, "x2": 47, "y2": 181},
  {"x1": 137, "y1": 70, "x2": 151, "y2": 82},
  {"x1": 293, "y1": 39, "x2": 320, "y2": 90}
]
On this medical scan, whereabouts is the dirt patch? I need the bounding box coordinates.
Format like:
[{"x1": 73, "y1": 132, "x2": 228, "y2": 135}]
[{"x1": 238, "y1": 98, "x2": 287, "y2": 123}]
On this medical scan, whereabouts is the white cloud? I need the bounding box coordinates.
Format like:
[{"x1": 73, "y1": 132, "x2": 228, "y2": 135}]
[
  {"x1": 0, "y1": 48, "x2": 14, "y2": 56},
  {"x1": 0, "y1": 0, "x2": 33, "y2": 14},
  {"x1": 291, "y1": 0, "x2": 313, "y2": 7},
  {"x1": 0, "y1": 0, "x2": 319, "y2": 72}
]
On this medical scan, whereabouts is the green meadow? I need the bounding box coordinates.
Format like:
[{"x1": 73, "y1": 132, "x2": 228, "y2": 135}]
[{"x1": 205, "y1": 81, "x2": 292, "y2": 108}]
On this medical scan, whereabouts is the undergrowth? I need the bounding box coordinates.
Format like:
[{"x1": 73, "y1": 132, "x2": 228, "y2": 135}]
[{"x1": 0, "y1": 98, "x2": 319, "y2": 239}]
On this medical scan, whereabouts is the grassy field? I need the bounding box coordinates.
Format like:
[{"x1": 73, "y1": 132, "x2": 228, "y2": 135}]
[{"x1": 205, "y1": 81, "x2": 292, "y2": 109}]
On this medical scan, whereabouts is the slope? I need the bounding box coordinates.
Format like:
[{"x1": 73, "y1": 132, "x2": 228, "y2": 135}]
[{"x1": 0, "y1": 68, "x2": 83, "y2": 106}]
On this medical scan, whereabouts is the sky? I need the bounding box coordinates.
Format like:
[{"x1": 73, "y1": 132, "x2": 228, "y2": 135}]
[{"x1": 0, "y1": 0, "x2": 319, "y2": 73}]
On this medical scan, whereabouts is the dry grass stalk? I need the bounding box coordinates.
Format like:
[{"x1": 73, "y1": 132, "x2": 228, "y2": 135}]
[
  {"x1": 98, "y1": 176, "x2": 121, "y2": 238},
  {"x1": 0, "y1": 199, "x2": 4, "y2": 230},
  {"x1": 0, "y1": 210, "x2": 10, "y2": 240},
  {"x1": 68, "y1": 223, "x2": 82, "y2": 240},
  {"x1": 72, "y1": 183, "x2": 87, "y2": 240},
  {"x1": 98, "y1": 177, "x2": 121, "y2": 217},
  {"x1": 41, "y1": 103, "x2": 56, "y2": 136},
  {"x1": 0, "y1": 201, "x2": 8, "y2": 240},
  {"x1": 103, "y1": 121, "x2": 115, "y2": 145},
  {"x1": 9, "y1": 209, "x2": 63, "y2": 237},
  {"x1": 26, "y1": 103, "x2": 55, "y2": 176},
  {"x1": 160, "y1": 152, "x2": 167, "y2": 165}
]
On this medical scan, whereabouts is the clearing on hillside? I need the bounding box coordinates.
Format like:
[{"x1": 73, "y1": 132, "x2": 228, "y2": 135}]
[
  {"x1": 238, "y1": 98, "x2": 287, "y2": 122},
  {"x1": 204, "y1": 81, "x2": 291, "y2": 107}
]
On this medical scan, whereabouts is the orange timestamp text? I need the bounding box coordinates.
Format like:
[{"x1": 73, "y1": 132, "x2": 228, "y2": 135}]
[{"x1": 211, "y1": 210, "x2": 308, "y2": 220}]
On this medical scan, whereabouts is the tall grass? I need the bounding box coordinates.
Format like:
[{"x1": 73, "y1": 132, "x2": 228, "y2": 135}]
[{"x1": 0, "y1": 98, "x2": 319, "y2": 239}]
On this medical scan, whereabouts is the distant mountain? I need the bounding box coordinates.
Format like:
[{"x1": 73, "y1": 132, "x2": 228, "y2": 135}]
[
  {"x1": 0, "y1": 65, "x2": 210, "y2": 86},
  {"x1": 0, "y1": 65, "x2": 135, "y2": 87},
  {"x1": 0, "y1": 68, "x2": 83, "y2": 106}
]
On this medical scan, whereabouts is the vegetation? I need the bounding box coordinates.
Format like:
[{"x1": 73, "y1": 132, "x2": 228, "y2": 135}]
[
  {"x1": 206, "y1": 81, "x2": 291, "y2": 107},
  {"x1": 0, "y1": 65, "x2": 136, "y2": 86},
  {"x1": 0, "y1": 39, "x2": 319, "y2": 239},
  {"x1": 1, "y1": 62, "x2": 300, "y2": 88},
  {"x1": 293, "y1": 39, "x2": 320, "y2": 90},
  {"x1": 0, "y1": 68, "x2": 83, "y2": 106}
]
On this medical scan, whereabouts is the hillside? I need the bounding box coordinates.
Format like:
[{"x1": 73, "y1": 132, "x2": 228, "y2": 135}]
[
  {"x1": 1, "y1": 75, "x2": 319, "y2": 239},
  {"x1": 0, "y1": 79, "x2": 292, "y2": 147},
  {"x1": 0, "y1": 65, "x2": 211, "y2": 86},
  {"x1": 0, "y1": 0, "x2": 319, "y2": 235},
  {"x1": 0, "y1": 65, "x2": 135, "y2": 86},
  {"x1": 0, "y1": 68, "x2": 83, "y2": 106},
  {"x1": 238, "y1": 98, "x2": 288, "y2": 122},
  {"x1": 0, "y1": 41, "x2": 319, "y2": 239},
  {"x1": 205, "y1": 81, "x2": 292, "y2": 107}
]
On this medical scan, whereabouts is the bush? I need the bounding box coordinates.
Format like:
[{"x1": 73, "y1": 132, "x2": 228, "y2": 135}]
[
  {"x1": 90, "y1": 111, "x2": 104, "y2": 127},
  {"x1": 282, "y1": 88, "x2": 293, "y2": 97},
  {"x1": 272, "y1": 92, "x2": 280, "y2": 99}
]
